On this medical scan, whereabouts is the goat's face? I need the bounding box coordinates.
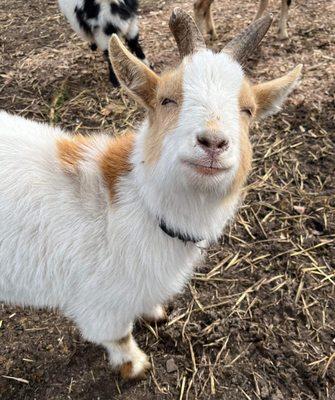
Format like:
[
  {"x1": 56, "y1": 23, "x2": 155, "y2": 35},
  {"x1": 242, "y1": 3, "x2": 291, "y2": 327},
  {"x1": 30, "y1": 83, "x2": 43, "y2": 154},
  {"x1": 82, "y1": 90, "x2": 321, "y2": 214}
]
[
  {"x1": 140, "y1": 51, "x2": 252, "y2": 194},
  {"x1": 109, "y1": 10, "x2": 301, "y2": 196}
]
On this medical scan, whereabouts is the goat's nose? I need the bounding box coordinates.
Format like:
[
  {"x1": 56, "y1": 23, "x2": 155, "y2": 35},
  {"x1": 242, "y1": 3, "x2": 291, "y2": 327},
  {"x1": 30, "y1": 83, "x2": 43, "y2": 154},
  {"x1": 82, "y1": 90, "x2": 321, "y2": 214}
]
[{"x1": 197, "y1": 133, "x2": 229, "y2": 153}]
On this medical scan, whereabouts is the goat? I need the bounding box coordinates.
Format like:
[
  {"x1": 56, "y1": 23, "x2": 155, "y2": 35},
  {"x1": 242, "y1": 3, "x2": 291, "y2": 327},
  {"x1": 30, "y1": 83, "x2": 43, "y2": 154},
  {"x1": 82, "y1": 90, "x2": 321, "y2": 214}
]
[
  {"x1": 58, "y1": 0, "x2": 149, "y2": 86},
  {"x1": 0, "y1": 9, "x2": 301, "y2": 379},
  {"x1": 194, "y1": 0, "x2": 292, "y2": 40}
]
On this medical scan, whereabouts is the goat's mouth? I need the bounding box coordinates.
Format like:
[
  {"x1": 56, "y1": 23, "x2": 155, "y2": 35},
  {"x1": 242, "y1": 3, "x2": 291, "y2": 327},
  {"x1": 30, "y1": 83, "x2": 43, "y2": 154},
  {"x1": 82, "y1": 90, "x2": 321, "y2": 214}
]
[{"x1": 183, "y1": 160, "x2": 231, "y2": 176}]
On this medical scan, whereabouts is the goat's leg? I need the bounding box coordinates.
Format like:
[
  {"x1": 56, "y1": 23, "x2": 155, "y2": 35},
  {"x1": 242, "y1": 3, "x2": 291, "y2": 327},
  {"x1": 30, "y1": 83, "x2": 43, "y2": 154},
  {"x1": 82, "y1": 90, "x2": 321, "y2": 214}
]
[
  {"x1": 104, "y1": 333, "x2": 151, "y2": 379},
  {"x1": 125, "y1": 19, "x2": 150, "y2": 67},
  {"x1": 279, "y1": 0, "x2": 291, "y2": 39},
  {"x1": 255, "y1": 0, "x2": 269, "y2": 20},
  {"x1": 103, "y1": 50, "x2": 120, "y2": 87},
  {"x1": 205, "y1": 0, "x2": 217, "y2": 40},
  {"x1": 77, "y1": 313, "x2": 150, "y2": 379}
]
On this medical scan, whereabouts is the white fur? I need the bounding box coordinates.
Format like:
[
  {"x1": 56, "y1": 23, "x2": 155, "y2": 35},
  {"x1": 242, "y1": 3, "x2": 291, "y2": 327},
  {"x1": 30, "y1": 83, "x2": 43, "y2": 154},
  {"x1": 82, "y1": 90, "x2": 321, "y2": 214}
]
[
  {"x1": 0, "y1": 53, "x2": 245, "y2": 374},
  {"x1": 133, "y1": 51, "x2": 244, "y2": 243},
  {"x1": 0, "y1": 110, "x2": 212, "y2": 371},
  {"x1": 0, "y1": 49, "x2": 298, "y2": 375},
  {"x1": 0, "y1": 103, "x2": 237, "y2": 372}
]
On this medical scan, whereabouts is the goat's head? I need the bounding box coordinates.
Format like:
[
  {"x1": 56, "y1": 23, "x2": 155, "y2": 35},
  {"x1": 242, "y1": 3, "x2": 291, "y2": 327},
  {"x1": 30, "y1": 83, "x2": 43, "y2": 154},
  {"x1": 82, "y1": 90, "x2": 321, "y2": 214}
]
[{"x1": 108, "y1": 9, "x2": 301, "y2": 197}]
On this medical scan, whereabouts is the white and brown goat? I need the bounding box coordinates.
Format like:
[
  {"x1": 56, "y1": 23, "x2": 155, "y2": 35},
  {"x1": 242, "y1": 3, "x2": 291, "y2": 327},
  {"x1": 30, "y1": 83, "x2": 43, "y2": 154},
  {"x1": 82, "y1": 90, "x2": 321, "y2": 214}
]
[
  {"x1": 0, "y1": 9, "x2": 301, "y2": 379},
  {"x1": 194, "y1": 0, "x2": 292, "y2": 40}
]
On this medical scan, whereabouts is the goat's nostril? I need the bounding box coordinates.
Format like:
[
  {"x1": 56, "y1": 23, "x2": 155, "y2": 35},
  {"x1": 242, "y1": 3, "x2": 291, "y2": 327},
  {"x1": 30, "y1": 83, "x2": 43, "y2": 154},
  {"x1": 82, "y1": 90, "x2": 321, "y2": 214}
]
[
  {"x1": 197, "y1": 134, "x2": 229, "y2": 151},
  {"x1": 217, "y1": 139, "x2": 229, "y2": 149},
  {"x1": 197, "y1": 135, "x2": 211, "y2": 148}
]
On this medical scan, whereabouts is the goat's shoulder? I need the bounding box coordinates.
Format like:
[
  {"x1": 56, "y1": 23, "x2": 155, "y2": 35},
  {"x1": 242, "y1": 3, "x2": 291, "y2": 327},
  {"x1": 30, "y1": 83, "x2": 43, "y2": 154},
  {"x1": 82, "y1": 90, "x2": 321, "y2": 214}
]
[{"x1": 57, "y1": 130, "x2": 135, "y2": 199}]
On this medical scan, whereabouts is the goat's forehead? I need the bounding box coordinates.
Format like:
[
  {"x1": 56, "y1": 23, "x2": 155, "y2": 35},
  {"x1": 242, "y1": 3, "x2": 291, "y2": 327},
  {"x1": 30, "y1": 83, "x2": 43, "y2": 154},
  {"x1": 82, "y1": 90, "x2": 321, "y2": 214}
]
[{"x1": 183, "y1": 50, "x2": 244, "y2": 97}]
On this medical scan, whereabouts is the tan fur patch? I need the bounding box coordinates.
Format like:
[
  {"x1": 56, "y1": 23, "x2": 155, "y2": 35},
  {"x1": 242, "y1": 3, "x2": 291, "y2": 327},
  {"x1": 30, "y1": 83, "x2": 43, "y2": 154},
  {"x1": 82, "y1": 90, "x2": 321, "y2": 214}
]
[
  {"x1": 239, "y1": 78, "x2": 257, "y2": 117},
  {"x1": 120, "y1": 360, "x2": 150, "y2": 380},
  {"x1": 206, "y1": 117, "x2": 221, "y2": 132},
  {"x1": 120, "y1": 361, "x2": 133, "y2": 379},
  {"x1": 228, "y1": 79, "x2": 255, "y2": 195},
  {"x1": 57, "y1": 135, "x2": 91, "y2": 173},
  {"x1": 253, "y1": 64, "x2": 301, "y2": 118},
  {"x1": 230, "y1": 126, "x2": 253, "y2": 194},
  {"x1": 117, "y1": 333, "x2": 131, "y2": 346},
  {"x1": 143, "y1": 66, "x2": 184, "y2": 165},
  {"x1": 100, "y1": 132, "x2": 135, "y2": 200}
]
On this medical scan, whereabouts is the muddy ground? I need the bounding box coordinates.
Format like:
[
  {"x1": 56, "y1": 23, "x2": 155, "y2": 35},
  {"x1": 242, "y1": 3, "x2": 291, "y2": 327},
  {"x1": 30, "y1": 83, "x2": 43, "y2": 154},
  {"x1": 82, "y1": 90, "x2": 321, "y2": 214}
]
[{"x1": 0, "y1": 0, "x2": 334, "y2": 399}]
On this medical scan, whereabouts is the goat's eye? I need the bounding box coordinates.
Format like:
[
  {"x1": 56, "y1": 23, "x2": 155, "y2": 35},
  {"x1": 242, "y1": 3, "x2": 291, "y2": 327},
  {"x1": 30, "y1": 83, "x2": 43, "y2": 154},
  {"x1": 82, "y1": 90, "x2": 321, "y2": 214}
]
[
  {"x1": 161, "y1": 98, "x2": 177, "y2": 106},
  {"x1": 241, "y1": 108, "x2": 253, "y2": 117}
]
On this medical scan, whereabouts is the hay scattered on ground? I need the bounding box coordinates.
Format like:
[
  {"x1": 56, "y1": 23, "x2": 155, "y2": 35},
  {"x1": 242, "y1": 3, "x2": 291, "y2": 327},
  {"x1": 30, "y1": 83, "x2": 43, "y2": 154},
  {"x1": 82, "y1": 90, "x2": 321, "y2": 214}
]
[{"x1": 0, "y1": 0, "x2": 334, "y2": 399}]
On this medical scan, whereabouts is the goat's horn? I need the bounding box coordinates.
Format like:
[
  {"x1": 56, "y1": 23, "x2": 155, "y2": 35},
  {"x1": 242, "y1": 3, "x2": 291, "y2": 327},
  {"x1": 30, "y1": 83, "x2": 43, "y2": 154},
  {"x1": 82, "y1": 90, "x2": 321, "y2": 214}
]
[
  {"x1": 169, "y1": 7, "x2": 206, "y2": 58},
  {"x1": 223, "y1": 13, "x2": 273, "y2": 64}
]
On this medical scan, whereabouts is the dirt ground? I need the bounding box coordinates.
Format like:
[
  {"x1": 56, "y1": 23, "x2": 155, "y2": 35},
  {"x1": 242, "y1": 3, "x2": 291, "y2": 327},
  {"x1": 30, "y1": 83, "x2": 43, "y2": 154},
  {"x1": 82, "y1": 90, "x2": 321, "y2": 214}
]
[{"x1": 0, "y1": 0, "x2": 334, "y2": 399}]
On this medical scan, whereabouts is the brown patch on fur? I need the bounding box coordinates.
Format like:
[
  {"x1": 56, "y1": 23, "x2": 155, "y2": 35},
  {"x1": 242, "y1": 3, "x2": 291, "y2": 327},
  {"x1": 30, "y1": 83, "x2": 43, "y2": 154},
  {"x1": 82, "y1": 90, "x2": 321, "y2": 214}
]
[
  {"x1": 206, "y1": 118, "x2": 221, "y2": 132},
  {"x1": 100, "y1": 132, "x2": 135, "y2": 200},
  {"x1": 231, "y1": 126, "x2": 253, "y2": 194},
  {"x1": 227, "y1": 79, "x2": 255, "y2": 195},
  {"x1": 57, "y1": 135, "x2": 91, "y2": 173},
  {"x1": 239, "y1": 78, "x2": 257, "y2": 117},
  {"x1": 117, "y1": 333, "x2": 131, "y2": 346},
  {"x1": 143, "y1": 66, "x2": 184, "y2": 165},
  {"x1": 119, "y1": 360, "x2": 150, "y2": 380},
  {"x1": 120, "y1": 361, "x2": 133, "y2": 379}
]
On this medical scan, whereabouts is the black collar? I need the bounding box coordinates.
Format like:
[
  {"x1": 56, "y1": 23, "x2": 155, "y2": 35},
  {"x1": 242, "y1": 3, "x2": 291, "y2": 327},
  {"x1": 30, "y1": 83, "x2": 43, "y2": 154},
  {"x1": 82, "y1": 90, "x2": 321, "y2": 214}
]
[{"x1": 159, "y1": 219, "x2": 204, "y2": 244}]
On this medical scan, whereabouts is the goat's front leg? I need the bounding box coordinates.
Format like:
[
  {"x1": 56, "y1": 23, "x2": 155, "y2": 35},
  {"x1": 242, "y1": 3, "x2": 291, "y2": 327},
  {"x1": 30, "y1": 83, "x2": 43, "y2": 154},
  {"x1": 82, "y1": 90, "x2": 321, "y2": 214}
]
[
  {"x1": 104, "y1": 333, "x2": 151, "y2": 379},
  {"x1": 125, "y1": 19, "x2": 150, "y2": 67},
  {"x1": 77, "y1": 313, "x2": 150, "y2": 379},
  {"x1": 142, "y1": 304, "x2": 168, "y2": 323},
  {"x1": 103, "y1": 50, "x2": 120, "y2": 87}
]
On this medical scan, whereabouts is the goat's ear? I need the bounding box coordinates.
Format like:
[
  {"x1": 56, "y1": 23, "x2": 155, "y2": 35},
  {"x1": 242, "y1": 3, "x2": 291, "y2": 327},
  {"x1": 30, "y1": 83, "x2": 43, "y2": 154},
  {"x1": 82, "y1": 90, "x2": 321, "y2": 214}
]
[
  {"x1": 253, "y1": 65, "x2": 302, "y2": 119},
  {"x1": 108, "y1": 35, "x2": 159, "y2": 109}
]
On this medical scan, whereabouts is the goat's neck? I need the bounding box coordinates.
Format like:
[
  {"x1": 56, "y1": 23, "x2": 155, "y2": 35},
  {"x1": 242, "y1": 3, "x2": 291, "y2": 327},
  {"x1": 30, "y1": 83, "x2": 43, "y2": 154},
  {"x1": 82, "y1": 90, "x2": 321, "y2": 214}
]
[{"x1": 130, "y1": 121, "x2": 241, "y2": 243}]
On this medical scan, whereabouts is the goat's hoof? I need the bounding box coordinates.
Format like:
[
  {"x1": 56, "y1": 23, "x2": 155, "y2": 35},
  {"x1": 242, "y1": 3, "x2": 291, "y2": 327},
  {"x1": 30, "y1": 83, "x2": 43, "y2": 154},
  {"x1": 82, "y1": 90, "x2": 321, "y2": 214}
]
[
  {"x1": 120, "y1": 355, "x2": 151, "y2": 380},
  {"x1": 90, "y1": 43, "x2": 98, "y2": 51}
]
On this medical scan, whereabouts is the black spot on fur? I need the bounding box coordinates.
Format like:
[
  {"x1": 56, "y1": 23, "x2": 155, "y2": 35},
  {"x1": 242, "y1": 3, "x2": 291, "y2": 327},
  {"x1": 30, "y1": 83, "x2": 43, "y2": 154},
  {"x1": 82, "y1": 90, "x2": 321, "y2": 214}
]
[
  {"x1": 103, "y1": 23, "x2": 118, "y2": 36},
  {"x1": 110, "y1": 0, "x2": 138, "y2": 20},
  {"x1": 75, "y1": 6, "x2": 92, "y2": 36},
  {"x1": 82, "y1": 0, "x2": 100, "y2": 19},
  {"x1": 126, "y1": 34, "x2": 145, "y2": 60},
  {"x1": 75, "y1": 0, "x2": 100, "y2": 36}
]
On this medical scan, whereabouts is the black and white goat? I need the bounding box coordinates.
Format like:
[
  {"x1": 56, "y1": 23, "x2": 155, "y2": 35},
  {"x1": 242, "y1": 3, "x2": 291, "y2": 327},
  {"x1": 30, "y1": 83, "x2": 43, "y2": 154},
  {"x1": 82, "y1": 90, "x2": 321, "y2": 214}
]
[{"x1": 58, "y1": 0, "x2": 149, "y2": 86}]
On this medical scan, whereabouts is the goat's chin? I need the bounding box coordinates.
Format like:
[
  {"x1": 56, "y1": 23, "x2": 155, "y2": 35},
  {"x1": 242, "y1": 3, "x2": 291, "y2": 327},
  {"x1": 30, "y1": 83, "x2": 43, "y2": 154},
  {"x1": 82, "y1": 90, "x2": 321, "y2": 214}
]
[{"x1": 180, "y1": 160, "x2": 236, "y2": 195}]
